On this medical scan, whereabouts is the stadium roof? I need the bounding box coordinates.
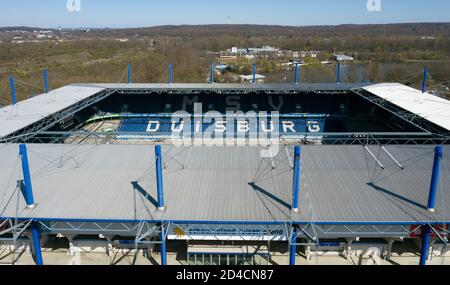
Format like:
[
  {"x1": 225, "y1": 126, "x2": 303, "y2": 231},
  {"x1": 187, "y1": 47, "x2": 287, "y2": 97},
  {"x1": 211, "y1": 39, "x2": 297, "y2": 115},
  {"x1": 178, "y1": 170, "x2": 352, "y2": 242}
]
[
  {"x1": 0, "y1": 85, "x2": 106, "y2": 138},
  {"x1": 81, "y1": 82, "x2": 367, "y2": 91},
  {"x1": 0, "y1": 82, "x2": 449, "y2": 140},
  {"x1": 0, "y1": 83, "x2": 367, "y2": 140},
  {"x1": 363, "y1": 83, "x2": 450, "y2": 132},
  {"x1": 1, "y1": 144, "x2": 449, "y2": 224}
]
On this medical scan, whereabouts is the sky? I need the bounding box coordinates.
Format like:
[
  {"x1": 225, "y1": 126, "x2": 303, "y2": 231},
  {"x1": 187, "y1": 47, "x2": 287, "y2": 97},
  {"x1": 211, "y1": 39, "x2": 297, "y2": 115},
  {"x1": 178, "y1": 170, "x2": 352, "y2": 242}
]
[{"x1": 0, "y1": 0, "x2": 449, "y2": 28}]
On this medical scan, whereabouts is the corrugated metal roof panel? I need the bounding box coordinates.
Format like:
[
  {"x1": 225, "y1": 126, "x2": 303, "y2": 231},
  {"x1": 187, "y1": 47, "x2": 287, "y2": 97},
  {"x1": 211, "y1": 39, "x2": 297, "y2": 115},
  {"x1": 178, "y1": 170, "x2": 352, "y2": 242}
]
[
  {"x1": 0, "y1": 85, "x2": 106, "y2": 138},
  {"x1": 363, "y1": 83, "x2": 450, "y2": 131},
  {"x1": 0, "y1": 144, "x2": 448, "y2": 223}
]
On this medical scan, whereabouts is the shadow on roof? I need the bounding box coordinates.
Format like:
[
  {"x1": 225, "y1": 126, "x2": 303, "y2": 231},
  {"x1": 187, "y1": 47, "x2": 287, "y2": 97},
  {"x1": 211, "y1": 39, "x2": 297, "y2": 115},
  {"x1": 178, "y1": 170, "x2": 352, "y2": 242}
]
[{"x1": 367, "y1": 182, "x2": 427, "y2": 210}]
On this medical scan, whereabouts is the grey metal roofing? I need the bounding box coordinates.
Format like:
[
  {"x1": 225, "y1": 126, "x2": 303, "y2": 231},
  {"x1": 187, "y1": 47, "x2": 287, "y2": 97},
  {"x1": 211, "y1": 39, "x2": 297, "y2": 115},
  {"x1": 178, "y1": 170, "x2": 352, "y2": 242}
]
[
  {"x1": 0, "y1": 144, "x2": 449, "y2": 224},
  {"x1": 0, "y1": 85, "x2": 105, "y2": 138},
  {"x1": 363, "y1": 83, "x2": 450, "y2": 131}
]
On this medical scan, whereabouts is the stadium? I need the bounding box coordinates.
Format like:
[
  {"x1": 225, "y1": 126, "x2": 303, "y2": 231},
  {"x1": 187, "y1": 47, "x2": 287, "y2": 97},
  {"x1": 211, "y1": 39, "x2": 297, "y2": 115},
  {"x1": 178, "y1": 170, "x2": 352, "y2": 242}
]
[{"x1": 1, "y1": 65, "x2": 450, "y2": 265}]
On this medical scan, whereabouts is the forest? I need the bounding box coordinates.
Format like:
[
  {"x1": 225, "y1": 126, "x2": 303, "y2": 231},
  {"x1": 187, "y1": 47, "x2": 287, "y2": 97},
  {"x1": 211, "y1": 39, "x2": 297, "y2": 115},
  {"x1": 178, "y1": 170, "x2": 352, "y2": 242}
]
[{"x1": 0, "y1": 23, "x2": 449, "y2": 104}]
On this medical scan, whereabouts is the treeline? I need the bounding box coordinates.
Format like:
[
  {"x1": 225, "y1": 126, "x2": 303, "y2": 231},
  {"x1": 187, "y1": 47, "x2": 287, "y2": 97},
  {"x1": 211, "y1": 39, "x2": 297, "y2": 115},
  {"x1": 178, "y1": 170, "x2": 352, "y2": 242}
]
[
  {"x1": 83, "y1": 23, "x2": 450, "y2": 59},
  {"x1": 0, "y1": 23, "x2": 449, "y2": 103},
  {"x1": 88, "y1": 23, "x2": 450, "y2": 38}
]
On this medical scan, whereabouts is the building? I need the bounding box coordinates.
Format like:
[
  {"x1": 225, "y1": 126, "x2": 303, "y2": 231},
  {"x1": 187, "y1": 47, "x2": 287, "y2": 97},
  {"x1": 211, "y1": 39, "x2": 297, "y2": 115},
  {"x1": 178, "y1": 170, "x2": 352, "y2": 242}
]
[
  {"x1": 215, "y1": 64, "x2": 230, "y2": 71},
  {"x1": 0, "y1": 71, "x2": 449, "y2": 265},
  {"x1": 239, "y1": 74, "x2": 266, "y2": 83},
  {"x1": 221, "y1": 46, "x2": 281, "y2": 59},
  {"x1": 247, "y1": 46, "x2": 280, "y2": 55},
  {"x1": 281, "y1": 61, "x2": 306, "y2": 68},
  {"x1": 296, "y1": 51, "x2": 319, "y2": 58},
  {"x1": 334, "y1": 54, "x2": 354, "y2": 62}
]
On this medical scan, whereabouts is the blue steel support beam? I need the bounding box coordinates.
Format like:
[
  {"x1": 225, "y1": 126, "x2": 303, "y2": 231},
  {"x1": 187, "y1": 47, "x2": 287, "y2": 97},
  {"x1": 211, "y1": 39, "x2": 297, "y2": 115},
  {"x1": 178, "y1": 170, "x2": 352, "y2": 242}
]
[
  {"x1": 43, "y1": 68, "x2": 49, "y2": 94},
  {"x1": 31, "y1": 222, "x2": 43, "y2": 265},
  {"x1": 419, "y1": 224, "x2": 431, "y2": 265},
  {"x1": 160, "y1": 224, "x2": 167, "y2": 266},
  {"x1": 294, "y1": 63, "x2": 299, "y2": 84},
  {"x1": 252, "y1": 63, "x2": 257, "y2": 84},
  {"x1": 169, "y1": 64, "x2": 173, "y2": 84},
  {"x1": 337, "y1": 63, "x2": 341, "y2": 84},
  {"x1": 422, "y1": 67, "x2": 428, "y2": 94},
  {"x1": 19, "y1": 144, "x2": 36, "y2": 208},
  {"x1": 427, "y1": 145, "x2": 443, "y2": 212},
  {"x1": 289, "y1": 226, "x2": 297, "y2": 265},
  {"x1": 155, "y1": 145, "x2": 166, "y2": 211},
  {"x1": 127, "y1": 64, "x2": 131, "y2": 84},
  {"x1": 210, "y1": 64, "x2": 215, "y2": 83},
  {"x1": 292, "y1": 146, "x2": 301, "y2": 212},
  {"x1": 9, "y1": 75, "x2": 17, "y2": 105}
]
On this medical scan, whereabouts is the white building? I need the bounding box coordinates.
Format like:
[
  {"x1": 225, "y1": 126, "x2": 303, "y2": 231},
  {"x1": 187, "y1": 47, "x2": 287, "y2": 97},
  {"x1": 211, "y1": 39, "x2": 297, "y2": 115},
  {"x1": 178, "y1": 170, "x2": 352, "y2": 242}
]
[
  {"x1": 247, "y1": 46, "x2": 280, "y2": 54},
  {"x1": 239, "y1": 74, "x2": 266, "y2": 83},
  {"x1": 224, "y1": 46, "x2": 280, "y2": 58},
  {"x1": 333, "y1": 54, "x2": 354, "y2": 62},
  {"x1": 301, "y1": 51, "x2": 319, "y2": 58}
]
